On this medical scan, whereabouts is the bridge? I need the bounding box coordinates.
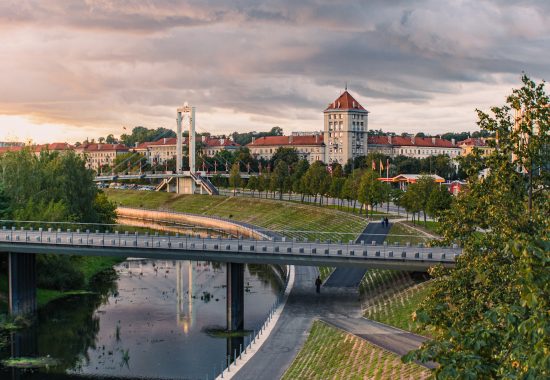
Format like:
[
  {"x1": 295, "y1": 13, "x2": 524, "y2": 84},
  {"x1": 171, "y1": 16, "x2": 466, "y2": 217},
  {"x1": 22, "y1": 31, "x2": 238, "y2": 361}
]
[
  {"x1": 94, "y1": 171, "x2": 254, "y2": 182},
  {"x1": 0, "y1": 225, "x2": 461, "y2": 332}
]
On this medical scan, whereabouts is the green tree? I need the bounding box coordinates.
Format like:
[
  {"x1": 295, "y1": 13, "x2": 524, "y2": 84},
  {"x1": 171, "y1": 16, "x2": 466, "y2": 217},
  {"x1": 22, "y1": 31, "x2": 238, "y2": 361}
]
[
  {"x1": 426, "y1": 186, "x2": 453, "y2": 221},
  {"x1": 357, "y1": 170, "x2": 385, "y2": 217},
  {"x1": 271, "y1": 147, "x2": 299, "y2": 167},
  {"x1": 270, "y1": 160, "x2": 288, "y2": 200},
  {"x1": 228, "y1": 163, "x2": 242, "y2": 196},
  {"x1": 391, "y1": 188, "x2": 405, "y2": 215},
  {"x1": 408, "y1": 176, "x2": 438, "y2": 225},
  {"x1": 0, "y1": 183, "x2": 11, "y2": 219},
  {"x1": 404, "y1": 76, "x2": 549, "y2": 379},
  {"x1": 247, "y1": 175, "x2": 258, "y2": 197},
  {"x1": 292, "y1": 159, "x2": 310, "y2": 202}
]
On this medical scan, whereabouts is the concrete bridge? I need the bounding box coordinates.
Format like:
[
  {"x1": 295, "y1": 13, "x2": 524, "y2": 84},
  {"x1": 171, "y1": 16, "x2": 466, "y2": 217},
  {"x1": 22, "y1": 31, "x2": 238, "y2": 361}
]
[{"x1": 0, "y1": 225, "x2": 460, "y2": 331}]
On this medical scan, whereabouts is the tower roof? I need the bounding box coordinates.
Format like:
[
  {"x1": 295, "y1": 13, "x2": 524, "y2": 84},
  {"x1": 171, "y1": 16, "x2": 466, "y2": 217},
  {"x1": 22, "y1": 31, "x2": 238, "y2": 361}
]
[{"x1": 325, "y1": 90, "x2": 367, "y2": 112}]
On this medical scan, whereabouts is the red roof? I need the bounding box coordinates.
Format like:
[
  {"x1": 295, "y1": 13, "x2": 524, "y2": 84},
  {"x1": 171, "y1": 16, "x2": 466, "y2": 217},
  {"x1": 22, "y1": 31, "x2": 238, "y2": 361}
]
[
  {"x1": 0, "y1": 146, "x2": 23, "y2": 154},
  {"x1": 247, "y1": 135, "x2": 323, "y2": 147},
  {"x1": 325, "y1": 90, "x2": 367, "y2": 111},
  {"x1": 135, "y1": 137, "x2": 187, "y2": 149},
  {"x1": 34, "y1": 142, "x2": 73, "y2": 152},
  {"x1": 368, "y1": 135, "x2": 456, "y2": 148},
  {"x1": 204, "y1": 138, "x2": 239, "y2": 147},
  {"x1": 77, "y1": 143, "x2": 128, "y2": 152}
]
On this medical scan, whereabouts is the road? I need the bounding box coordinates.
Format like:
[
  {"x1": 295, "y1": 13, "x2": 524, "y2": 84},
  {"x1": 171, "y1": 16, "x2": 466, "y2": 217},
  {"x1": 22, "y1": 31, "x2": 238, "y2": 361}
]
[{"x1": 323, "y1": 221, "x2": 391, "y2": 288}]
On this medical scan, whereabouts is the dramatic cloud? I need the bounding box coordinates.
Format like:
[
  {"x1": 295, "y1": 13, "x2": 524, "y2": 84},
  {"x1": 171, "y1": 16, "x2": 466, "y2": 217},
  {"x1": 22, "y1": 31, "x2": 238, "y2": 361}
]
[{"x1": 0, "y1": 0, "x2": 548, "y2": 143}]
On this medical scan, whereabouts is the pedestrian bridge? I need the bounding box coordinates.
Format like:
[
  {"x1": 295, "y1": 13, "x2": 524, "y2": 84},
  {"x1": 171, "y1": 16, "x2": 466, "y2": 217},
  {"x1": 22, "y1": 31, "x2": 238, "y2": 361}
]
[{"x1": 0, "y1": 227, "x2": 460, "y2": 271}]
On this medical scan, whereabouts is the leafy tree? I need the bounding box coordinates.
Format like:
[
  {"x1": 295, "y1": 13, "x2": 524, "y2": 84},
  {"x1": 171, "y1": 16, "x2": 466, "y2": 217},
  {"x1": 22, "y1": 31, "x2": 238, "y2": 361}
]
[
  {"x1": 400, "y1": 187, "x2": 421, "y2": 223},
  {"x1": 0, "y1": 183, "x2": 11, "y2": 219},
  {"x1": 270, "y1": 160, "x2": 288, "y2": 200},
  {"x1": 271, "y1": 147, "x2": 299, "y2": 167},
  {"x1": 408, "y1": 176, "x2": 438, "y2": 225},
  {"x1": 105, "y1": 134, "x2": 117, "y2": 144},
  {"x1": 292, "y1": 159, "x2": 310, "y2": 202},
  {"x1": 228, "y1": 163, "x2": 242, "y2": 196},
  {"x1": 426, "y1": 186, "x2": 453, "y2": 220},
  {"x1": 404, "y1": 75, "x2": 549, "y2": 379},
  {"x1": 391, "y1": 188, "x2": 405, "y2": 215},
  {"x1": 357, "y1": 170, "x2": 385, "y2": 217},
  {"x1": 120, "y1": 126, "x2": 175, "y2": 147},
  {"x1": 113, "y1": 152, "x2": 147, "y2": 173},
  {"x1": 247, "y1": 175, "x2": 258, "y2": 197}
]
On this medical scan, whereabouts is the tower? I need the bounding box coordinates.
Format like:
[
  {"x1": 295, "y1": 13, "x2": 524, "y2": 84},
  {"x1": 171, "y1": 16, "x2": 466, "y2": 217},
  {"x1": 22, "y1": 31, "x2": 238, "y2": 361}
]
[
  {"x1": 323, "y1": 90, "x2": 369, "y2": 164},
  {"x1": 176, "y1": 103, "x2": 196, "y2": 173}
]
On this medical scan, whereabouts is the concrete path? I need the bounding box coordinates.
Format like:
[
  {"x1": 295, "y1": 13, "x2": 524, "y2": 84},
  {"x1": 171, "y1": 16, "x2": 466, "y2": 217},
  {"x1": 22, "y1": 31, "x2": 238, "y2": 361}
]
[{"x1": 324, "y1": 221, "x2": 391, "y2": 288}]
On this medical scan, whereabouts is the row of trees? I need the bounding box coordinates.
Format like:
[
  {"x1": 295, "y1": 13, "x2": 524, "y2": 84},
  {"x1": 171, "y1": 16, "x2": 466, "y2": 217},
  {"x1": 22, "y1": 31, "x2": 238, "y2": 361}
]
[{"x1": 224, "y1": 154, "x2": 452, "y2": 222}]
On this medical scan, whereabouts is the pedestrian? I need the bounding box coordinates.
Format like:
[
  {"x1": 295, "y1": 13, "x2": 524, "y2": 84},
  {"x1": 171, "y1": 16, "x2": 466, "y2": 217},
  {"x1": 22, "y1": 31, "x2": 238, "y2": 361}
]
[
  {"x1": 315, "y1": 276, "x2": 322, "y2": 294},
  {"x1": 385, "y1": 217, "x2": 389, "y2": 228}
]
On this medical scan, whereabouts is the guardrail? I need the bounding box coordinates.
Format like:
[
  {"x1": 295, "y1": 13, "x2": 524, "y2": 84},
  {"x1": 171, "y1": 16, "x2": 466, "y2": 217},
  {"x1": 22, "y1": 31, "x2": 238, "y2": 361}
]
[{"x1": 0, "y1": 226, "x2": 460, "y2": 266}]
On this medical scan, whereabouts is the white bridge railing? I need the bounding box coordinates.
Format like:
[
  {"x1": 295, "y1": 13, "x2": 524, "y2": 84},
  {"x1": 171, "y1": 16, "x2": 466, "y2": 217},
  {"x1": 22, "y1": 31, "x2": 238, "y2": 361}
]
[{"x1": 0, "y1": 226, "x2": 461, "y2": 266}]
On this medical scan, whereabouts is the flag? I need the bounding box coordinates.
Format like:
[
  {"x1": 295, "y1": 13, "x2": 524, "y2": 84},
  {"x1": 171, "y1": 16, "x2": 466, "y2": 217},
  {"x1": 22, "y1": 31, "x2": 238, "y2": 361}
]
[
  {"x1": 372, "y1": 160, "x2": 376, "y2": 171},
  {"x1": 379, "y1": 159, "x2": 384, "y2": 171}
]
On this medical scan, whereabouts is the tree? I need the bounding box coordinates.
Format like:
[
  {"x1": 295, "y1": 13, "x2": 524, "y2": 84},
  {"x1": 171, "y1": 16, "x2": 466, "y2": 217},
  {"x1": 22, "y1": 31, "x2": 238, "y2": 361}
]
[
  {"x1": 105, "y1": 134, "x2": 117, "y2": 144},
  {"x1": 407, "y1": 176, "x2": 438, "y2": 225},
  {"x1": 270, "y1": 160, "x2": 288, "y2": 200},
  {"x1": 228, "y1": 163, "x2": 242, "y2": 196},
  {"x1": 426, "y1": 186, "x2": 453, "y2": 220},
  {"x1": 357, "y1": 170, "x2": 385, "y2": 217},
  {"x1": 0, "y1": 183, "x2": 11, "y2": 219},
  {"x1": 247, "y1": 175, "x2": 258, "y2": 197},
  {"x1": 391, "y1": 188, "x2": 404, "y2": 215},
  {"x1": 292, "y1": 159, "x2": 310, "y2": 202},
  {"x1": 271, "y1": 147, "x2": 299, "y2": 167},
  {"x1": 404, "y1": 76, "x2": 549, "y2": 379}
]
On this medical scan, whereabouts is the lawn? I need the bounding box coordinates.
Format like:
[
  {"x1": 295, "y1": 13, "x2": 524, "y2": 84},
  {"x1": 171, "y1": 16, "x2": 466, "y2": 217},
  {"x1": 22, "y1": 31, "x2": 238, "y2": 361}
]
[
  {"x1": 281, "y1": 320, "x2": 429, "y2": 380},
  {"x1": 364, "y1": 281, "x2": 433, "y2": 335},
  {"x1": 385, "y1": 222, "x2": 432, "y2": 246}
]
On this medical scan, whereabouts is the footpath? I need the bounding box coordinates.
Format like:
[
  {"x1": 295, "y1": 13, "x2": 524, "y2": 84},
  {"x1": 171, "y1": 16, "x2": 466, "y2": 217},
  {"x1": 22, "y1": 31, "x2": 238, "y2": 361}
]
[{"x1": 233, "y1": 222, "x2": 433, "y2": 379}]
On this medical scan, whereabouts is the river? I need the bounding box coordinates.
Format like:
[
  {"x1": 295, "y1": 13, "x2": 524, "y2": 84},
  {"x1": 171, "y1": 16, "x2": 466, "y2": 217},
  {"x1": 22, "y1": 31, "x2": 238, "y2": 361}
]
[{"x1": 0, "y1": 259, "x2": 284, "y2": 380}]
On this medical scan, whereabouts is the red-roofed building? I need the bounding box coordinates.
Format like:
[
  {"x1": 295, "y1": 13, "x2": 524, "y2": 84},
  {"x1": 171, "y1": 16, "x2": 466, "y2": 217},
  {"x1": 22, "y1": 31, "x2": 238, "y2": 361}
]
[
  {"x1": 247, "y1": 134, "x2": 324, "y2": 163},
  {"x1": 74, "y1": 143, "x2": 129, "y2": 171},
  {"x1": 134, "y1": 137, "x2": 184, "y2": 165},
  {"x1": 323, "y1": 90, "x2": 369, "y2": 164},
  {"x1": 202, "y1": 136, "x2": 240, "y2": 157},
  {"x1": 367, "y1": 135, "x2": 461, "y2": 159},
  {"x1": 458, "y1": 138, "x2": 493, "y2": 156}
]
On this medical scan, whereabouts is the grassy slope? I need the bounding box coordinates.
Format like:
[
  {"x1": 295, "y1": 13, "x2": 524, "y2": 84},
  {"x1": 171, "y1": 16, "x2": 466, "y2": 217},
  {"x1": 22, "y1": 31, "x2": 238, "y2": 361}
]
[
  {"x1": 106, "y1": 189, "x2": 368, "y2": 243},
  {"x1": 365, "y1": 281, "x2": 433, "y2": 335},
  {"x1": 281, "y1": 320, "x2": 429, "y2": 380},
  {"x1": 385, "y1": 222, "x2": 431, "y2": 245}
]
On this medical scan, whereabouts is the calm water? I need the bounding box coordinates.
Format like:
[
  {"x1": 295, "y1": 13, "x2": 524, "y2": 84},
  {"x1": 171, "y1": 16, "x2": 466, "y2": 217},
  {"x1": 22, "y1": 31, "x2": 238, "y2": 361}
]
[{"x1": 0, "y1": 259, "x2": 284, "y2": 380}]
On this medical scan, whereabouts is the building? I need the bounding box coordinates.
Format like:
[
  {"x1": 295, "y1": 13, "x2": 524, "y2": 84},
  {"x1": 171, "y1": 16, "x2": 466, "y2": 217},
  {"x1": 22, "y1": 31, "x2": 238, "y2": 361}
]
[
  {"x1": 459, "y1": 138, "x2": 493, "y2": 156},
  {"x1": 247, "y1": 134, "x2": 324, "y2": 163},
  {"x1": 388, "y1": 174, "x2": 445, "y2": 191},
  {"x1": 323, "y1": 90, "x2": 369, "y2": 164},
  {"x1": 367, "y1": 135, "x2": 461, "y2": 159},
  {"x1": 0, "y1": 141, "x2": 24, "y2": 148},
  {"x1": 74, "y1": 143, "x2": 129, "y2": 172},
  {"x1": 135, "y1": 137, "x2": 184, "y2": 165},
  {"x1": 0, "y1": 142, "x2": 73, "y2": 156},
  {"x1": 202, "y1": 136, "x2": 240, "y2": 157}
]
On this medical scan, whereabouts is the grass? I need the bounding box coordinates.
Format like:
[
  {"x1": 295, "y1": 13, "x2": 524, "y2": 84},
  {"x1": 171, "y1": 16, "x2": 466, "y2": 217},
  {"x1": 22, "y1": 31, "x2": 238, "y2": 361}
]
[
  {"x1": 281, "y1": 320, "x2": 429, "y2": 380},
  {"x1": 385, "y1": 222, "x2": 431, "y2": 246},
  {"x1": 402, "y1": 220, "x2": 441, "y2": 236},
  {"x1": 36, "y1": 289, "x2": 94, "y2": 307},
  {"x1": 364, "y1": 281, "x2": 433, "y2": 336},
  {"x1": 2, "y1": 356, "x2": 59, "y2": 368}
]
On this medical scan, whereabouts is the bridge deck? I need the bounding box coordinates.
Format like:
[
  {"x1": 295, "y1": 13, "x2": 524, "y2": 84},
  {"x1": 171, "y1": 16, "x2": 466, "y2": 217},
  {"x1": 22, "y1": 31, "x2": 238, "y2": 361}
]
[{"x1": 0, "y1": 229, "x2": 460, "y2": 271}]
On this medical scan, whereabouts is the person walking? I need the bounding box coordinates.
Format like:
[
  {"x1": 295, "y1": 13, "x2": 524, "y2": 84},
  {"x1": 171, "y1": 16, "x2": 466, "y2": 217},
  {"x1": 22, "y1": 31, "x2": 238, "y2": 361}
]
[{"x1": 315, "y1": 276, "x2": 322, "y2": 294}]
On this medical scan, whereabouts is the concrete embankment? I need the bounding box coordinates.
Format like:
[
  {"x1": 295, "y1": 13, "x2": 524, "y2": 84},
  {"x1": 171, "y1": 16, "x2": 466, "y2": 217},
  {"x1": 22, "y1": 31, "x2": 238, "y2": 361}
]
[{"x1": 116, "y1": 207, "x2": 270, "y2": 240}]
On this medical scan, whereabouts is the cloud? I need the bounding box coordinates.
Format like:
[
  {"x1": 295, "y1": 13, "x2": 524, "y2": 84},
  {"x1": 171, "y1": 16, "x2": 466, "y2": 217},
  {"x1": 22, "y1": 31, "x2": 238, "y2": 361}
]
[{"x1": 0, "y1": 0, "x2": 548, "y2": 143}]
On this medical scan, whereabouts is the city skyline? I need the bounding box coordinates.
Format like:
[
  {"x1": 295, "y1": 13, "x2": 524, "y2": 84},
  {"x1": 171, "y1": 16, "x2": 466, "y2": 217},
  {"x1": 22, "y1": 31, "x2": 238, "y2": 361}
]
[{"x1": 0, "y1": 1, "x2": 548, "y2": 144}]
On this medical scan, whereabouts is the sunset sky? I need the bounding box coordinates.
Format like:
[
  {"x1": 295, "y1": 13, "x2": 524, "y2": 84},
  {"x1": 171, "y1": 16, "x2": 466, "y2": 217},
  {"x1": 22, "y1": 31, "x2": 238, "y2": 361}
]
[{"x1": 0, "y1": 0, "x2": 548, "y2": 144}]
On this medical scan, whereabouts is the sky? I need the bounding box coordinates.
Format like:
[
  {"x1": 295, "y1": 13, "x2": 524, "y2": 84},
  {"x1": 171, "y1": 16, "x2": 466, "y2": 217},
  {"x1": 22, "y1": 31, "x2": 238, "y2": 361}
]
[{"x1": 0, "y1": 0, "x2": 548, "y2": 144}]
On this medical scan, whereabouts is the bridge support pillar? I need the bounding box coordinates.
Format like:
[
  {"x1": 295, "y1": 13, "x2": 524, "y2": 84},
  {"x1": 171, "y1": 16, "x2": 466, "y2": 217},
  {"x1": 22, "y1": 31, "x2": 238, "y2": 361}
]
[
  {"x1": 226, "y1": 262, "x2": 244, "y2": 332},
  {"x1": 8, "y1": 252, "x2": 37, "y2": 316},
  {"x1": 176, "y1": 177, "x2": 196, "y2": 194}
]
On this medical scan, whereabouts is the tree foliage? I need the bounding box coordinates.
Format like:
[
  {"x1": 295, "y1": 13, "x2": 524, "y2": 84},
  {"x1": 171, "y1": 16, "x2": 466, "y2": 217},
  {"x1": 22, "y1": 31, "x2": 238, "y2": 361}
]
[{"x1": 404, "y1": 75, "x2": 549, "y2": 379}]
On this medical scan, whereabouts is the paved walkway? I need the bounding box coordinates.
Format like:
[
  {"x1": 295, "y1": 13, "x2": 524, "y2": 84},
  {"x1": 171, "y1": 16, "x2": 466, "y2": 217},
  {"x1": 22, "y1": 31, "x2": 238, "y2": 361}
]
[{"x1": 324, "y1": 221, "x2": 391, "y2": 288}]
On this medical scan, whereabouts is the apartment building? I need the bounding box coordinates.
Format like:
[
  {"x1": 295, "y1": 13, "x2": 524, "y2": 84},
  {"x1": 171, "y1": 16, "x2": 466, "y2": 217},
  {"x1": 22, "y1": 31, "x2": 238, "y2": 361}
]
[
  {"x1": 367, "y1": 135, "x2": 462, "y2": 159},
  {"x1": 247, "y1": 134, "x2": 324, "y2": 163}
]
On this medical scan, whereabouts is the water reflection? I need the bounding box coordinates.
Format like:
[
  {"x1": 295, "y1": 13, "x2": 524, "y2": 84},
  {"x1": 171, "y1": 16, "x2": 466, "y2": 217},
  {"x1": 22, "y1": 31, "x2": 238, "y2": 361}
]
[{"x1": 1, "y1": 261, "x2": 282, "y2": 380}]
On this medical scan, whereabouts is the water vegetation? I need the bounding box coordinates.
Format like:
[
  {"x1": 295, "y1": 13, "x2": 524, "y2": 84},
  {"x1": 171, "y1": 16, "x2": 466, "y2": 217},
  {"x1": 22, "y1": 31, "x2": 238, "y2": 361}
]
[{"x1": 2, "y1": 356, "x2": 59, "y2": 369}]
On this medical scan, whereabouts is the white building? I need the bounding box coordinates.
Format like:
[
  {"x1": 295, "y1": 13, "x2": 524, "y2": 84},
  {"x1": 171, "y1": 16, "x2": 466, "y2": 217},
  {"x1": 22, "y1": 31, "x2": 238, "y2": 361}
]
[
  {"x1": 367, "y1": 135, "x2": 461, "y2": 159},
  {"x1": 74, "y1": 143, "x2": 129, "y2": 171},
  {"x1": 247, "y1": 134, "x2": 324, "y2": 163}
]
